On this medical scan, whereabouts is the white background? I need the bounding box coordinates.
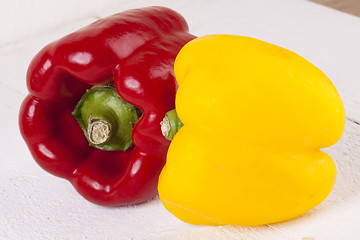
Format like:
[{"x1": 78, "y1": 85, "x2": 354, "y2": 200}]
[
  {"x1": 1, "y1": 0, "x2": 360, "y2": 239},
  {"x1": 0, "y1": 0, "x2": 128, "y2": 46}
]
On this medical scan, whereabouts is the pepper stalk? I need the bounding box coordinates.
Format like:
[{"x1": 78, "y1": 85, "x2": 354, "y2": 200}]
[
  {"x1": 160, "y1": 109, "x2": 183, "y2": 140},
  {"x1": 72, "y1": 85, "x2": 139, "y2": 151}
]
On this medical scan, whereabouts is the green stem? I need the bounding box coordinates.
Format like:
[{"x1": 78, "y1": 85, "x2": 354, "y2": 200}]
[
  {"x1": 87, "y1": 118, "x2": 111, "y2": 145},
  {"x1": 160, "y1": 109, "x2": 183, "y2": 140},
  {"x1": 72, "y1": 85, "x2": 139, "y2": 151}
]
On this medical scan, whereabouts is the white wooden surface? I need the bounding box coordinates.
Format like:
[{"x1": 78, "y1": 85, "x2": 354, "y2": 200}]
[
  {"x1": 1, "y1": 0, "x2": 360, "y2": 239},
  {"x1": 0, "y1": 0, "x2": 128, "y2": 46}
]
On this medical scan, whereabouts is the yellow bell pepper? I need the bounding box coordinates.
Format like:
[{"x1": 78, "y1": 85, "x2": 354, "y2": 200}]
[{"x1": 158, "y1": 35, "x2": 345, "y2": 226}]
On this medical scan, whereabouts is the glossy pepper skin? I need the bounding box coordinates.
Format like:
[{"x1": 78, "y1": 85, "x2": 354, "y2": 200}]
[
  {"x1": 158, "y1": 35, "x2": 345, "y2": 225},
  {"x1": 18, "y1": 6, "x2": 195, "y2": 206}
]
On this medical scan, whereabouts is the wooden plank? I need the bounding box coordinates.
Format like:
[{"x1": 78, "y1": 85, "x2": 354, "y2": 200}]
[{"x1": 310, "y1": 0, "x2": 360, "y2": 17}]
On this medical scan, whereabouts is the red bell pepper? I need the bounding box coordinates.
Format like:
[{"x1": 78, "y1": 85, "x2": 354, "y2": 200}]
[{"x1": 19, "y1": 6, "x2": 195, "y2": 206}]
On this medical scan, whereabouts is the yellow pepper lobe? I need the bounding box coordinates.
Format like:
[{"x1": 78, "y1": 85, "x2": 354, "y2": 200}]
[{"x1": 158, "y1": 35, "x2": 345, "y2": 226}]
